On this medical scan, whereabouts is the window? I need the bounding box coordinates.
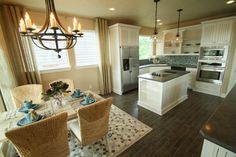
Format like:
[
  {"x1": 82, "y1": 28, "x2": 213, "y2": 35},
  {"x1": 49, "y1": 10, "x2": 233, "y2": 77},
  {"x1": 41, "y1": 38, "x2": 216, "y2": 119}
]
[
  {"x1": 74, "y1": 30, "x2": 99, "y2": 67},
  {"x1": 139, "y1": 36, "x2": 153, "y2": 60},
  {"x1": 32, "y1": 37, "x2": 70, "y2": 72}
]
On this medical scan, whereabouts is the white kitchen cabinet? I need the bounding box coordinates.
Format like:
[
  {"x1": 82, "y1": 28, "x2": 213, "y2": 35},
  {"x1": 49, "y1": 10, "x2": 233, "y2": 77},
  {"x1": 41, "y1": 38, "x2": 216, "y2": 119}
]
[
  {"x1": 201, "y1": 139, "x2": 236, "y2": 157},
  {"x1": 139, "y1": 67, "x2": 149, "y2": 75},
  {"x1": 109, "y1": 23, "x2": 140, "y2": 95},
  {"x1": 186, "y1": 68, "x2": 197, "y2": 89},
  {"x1": 149, "y1": 66, "x2": 170, "y2": 73},
  {"x1": 139, "y1": 66, "x2": 170, "y2": 75},
  {"x1": 201, "y1": 20, "x2": 233, "y2": 46},
  {"x1": 119, "y1": 25, "x2": 139, "y2": 46},
  {"x1": 138, "y1": 74, "x2": 188, "y2": 116}
]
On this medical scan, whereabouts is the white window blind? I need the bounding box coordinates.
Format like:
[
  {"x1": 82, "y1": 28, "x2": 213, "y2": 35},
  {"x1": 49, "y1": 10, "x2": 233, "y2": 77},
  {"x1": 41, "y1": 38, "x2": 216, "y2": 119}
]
[
  {"x1": 74, "y1": 30, "x2": 99, "y2": 67},
  {"x1": 32, "y1": 39, "x2": 70, "y2": 71}
]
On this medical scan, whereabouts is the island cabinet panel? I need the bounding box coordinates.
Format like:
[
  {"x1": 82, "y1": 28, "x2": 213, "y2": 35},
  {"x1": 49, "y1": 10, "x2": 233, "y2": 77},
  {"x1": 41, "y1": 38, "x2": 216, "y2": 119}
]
[
  {"x1": 201, "y1": 139, "x2": 236, "y2": 157},
  {"x1": 138, "y1": 73, "x2": 189, "y2": 116},
  {"x1": 138, "y1": 78, "x2": 163, "y2": 114}
]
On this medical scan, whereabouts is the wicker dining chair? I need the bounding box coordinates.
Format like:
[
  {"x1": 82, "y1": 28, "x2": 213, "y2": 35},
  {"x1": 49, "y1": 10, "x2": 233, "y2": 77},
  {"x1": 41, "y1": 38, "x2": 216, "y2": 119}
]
[
  {"x1": 49, "y1": 79, "x2": 75, "y2": 93},
  {"x1": 12, "y1": 84, "x2": 43, "y2": 108},
  {"x1": 5, "y1": 112, "x2": 69, "y2": 157},
  {"x1": 69, "y1": 97, "x2": 113, "y2": 151}
]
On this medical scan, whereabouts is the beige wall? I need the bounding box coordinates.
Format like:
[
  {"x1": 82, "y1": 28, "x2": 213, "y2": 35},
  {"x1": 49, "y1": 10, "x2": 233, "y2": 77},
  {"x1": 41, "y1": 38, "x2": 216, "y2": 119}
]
[{"x1": 28, "y1": 11, "x2": 100, "y2": 93}]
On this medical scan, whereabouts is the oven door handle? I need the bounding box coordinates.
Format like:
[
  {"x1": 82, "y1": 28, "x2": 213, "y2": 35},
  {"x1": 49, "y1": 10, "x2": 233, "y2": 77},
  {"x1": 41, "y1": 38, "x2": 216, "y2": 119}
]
[{"x1": 200, "y1": 68, "x2": 224, "y2": 72}]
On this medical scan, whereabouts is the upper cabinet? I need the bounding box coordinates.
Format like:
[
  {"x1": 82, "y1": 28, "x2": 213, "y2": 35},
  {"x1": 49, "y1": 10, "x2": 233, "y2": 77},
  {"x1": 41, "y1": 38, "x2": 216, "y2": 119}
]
[
  {"x1": 114, "y1": 24, "x2": 140, "y2": 46},
  {"x1": 201, "y1": 20, "x2": 234, "y2": 46},
  {"x1": 156, "y1": 25, "x2": 201, "y2": 55}
]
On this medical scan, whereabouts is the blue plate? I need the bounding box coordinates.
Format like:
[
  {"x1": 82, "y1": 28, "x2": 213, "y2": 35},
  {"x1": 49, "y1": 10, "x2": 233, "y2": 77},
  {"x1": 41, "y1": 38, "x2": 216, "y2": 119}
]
[
  {"x1": 71, "y1": 92, "x2": 84, "y2": 98},
  {"x1": 80, "y1": 98, "x2": 96, "y2": 105},
  {"x1": 17, "y1": 115, "x2": 44, "y2": 126},
  {"x1": 18, "y1": 104, "x2": 41, "y2": 113}
]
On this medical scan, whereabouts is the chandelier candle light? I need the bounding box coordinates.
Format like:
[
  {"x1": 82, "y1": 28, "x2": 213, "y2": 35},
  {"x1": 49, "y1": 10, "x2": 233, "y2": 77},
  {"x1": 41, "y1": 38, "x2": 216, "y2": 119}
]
[{"x1": 19, "y1": 0, "x2": 83, "y2": 58}]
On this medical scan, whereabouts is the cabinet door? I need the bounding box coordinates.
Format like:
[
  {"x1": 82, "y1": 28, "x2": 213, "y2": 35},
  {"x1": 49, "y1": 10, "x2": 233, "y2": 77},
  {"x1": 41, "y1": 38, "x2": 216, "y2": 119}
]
[
  {"x1": 201, "y1": 139, "x2": 236, "y2": 157},
  {"x1": 120, "y1": 27, "x2": 129, "y2": 46},
  {"x1": 215, "y1": 21, "x2": 232, "y2": 44},
  {"x1": 128, "y1": 29, "x2": 139, "y2": 46},
  {"x1": 201, "y1": 23, "x2": 217, "y2": 45}
]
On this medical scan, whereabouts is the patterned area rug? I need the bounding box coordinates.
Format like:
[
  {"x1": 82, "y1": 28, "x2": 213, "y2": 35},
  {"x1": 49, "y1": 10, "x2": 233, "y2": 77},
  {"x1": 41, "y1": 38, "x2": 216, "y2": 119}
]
[{"x1": 68, "y1": 105, "x2": 152, "y2": 157}]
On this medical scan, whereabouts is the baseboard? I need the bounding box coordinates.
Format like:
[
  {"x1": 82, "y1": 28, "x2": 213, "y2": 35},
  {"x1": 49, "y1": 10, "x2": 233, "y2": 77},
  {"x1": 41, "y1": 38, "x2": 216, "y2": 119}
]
[
  {"x1": 161, "y1": 95, "x2": 188, "y2": 115},
  {"x1": 137, "y1": 101, "x2": 161, "y2": 115},
  {"x1": 193, "y1": 88, "x2": 221, "y2": 97},
  {"x1": 112, "y1": 88, "x2": 122, "y2": 95}
]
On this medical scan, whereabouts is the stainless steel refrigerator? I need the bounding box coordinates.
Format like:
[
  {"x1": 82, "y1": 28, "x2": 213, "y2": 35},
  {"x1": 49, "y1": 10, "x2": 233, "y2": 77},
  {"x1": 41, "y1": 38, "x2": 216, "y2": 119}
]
[{"x1": 121, "y1": 46, "x2": 139, "y2": 93}]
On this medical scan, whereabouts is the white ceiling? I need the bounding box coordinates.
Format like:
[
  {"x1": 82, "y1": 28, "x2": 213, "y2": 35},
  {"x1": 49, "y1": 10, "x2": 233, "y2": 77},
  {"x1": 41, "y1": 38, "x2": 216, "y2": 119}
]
[{"x1": 0, "y1": 0, "x2": 236, "y2": 28}]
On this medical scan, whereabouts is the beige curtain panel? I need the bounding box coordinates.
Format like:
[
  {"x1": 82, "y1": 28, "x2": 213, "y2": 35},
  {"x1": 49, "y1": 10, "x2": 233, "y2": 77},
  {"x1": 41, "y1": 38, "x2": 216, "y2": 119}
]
[
  {"x1": 0, "y1": 5, "x2": 41, "y2": 86},
  {"x1": 96, "y1": 18, "x2": 112, "y2": 95}
]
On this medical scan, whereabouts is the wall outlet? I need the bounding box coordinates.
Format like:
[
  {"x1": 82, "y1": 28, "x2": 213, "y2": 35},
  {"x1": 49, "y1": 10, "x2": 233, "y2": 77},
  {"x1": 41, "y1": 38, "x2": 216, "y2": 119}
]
[{"x1": 89, "y1": 85, "x2": 92, "y2": 90}]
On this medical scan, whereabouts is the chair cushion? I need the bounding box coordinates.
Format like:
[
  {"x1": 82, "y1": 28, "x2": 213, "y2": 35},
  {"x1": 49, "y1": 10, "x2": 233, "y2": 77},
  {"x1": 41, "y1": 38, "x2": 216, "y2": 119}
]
[{"x1": 68, "y1": 119, "x2": 81, "y2": 142}]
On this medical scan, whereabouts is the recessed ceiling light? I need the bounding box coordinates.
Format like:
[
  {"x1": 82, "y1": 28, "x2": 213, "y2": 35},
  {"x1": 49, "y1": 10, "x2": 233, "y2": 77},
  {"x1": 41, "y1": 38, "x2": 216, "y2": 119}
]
[
  {"x1": 156, "y1": 19, "x2": 161, "y2": 22},
  {"x1": 158, "y1": 23, "x2": 163, "y2": 25},
  {"x1": 109, "y1": 8, "x2": 116, "y2": 11},
  {"x1": 226, "y1": 0, "x2": 235, "y2": 4}
]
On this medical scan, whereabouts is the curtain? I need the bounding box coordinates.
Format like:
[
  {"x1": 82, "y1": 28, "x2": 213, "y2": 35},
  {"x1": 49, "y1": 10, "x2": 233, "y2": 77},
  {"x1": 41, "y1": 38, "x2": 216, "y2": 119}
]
[
  {"x1": 95, "y1": 18, "x2": 112, "y2": 95},
  {"x1": 0, "y1": 5, "x2": 41, "y2": 85},
  {"x1": 0, "y1": 5, "x2": 41, "y2": 110}
]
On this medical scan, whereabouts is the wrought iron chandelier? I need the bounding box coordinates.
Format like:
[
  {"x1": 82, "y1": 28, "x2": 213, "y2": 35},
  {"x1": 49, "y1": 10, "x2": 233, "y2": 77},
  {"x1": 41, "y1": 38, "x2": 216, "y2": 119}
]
[
  {"x1": 19, "y1": 0, "x2": 83, "y2": 58},
  {"x1": 175, "y1": 9, "x2": 183, "y2": 42},
  {"x1": 151, "y1": 0, "x2": 160, "y2": 40}
]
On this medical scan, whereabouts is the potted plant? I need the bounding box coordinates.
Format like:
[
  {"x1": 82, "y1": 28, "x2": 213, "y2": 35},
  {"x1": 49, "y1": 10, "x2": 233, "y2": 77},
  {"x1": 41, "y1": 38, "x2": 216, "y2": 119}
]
[{"x1": 42, "y1": 81, "x2": 70, "y2": 109}]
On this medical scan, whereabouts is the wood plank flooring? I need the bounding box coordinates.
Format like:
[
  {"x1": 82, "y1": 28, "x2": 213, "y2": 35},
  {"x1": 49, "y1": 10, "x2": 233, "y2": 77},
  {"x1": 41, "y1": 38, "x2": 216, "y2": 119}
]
[{"x1": 104, "y1": 90, "x2": 224, "y2": 157}]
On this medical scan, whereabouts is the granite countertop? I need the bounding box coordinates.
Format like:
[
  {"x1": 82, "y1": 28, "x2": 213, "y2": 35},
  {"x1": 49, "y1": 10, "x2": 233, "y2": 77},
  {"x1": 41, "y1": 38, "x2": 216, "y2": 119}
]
[
  {"x1": 139, "y1": 64, "x2": 169, "y2": 69},
  {"x1": 138, "y1": 69, "x2": 190, "y2": 82},
  {"x1": 200, "y1": 85, "x2": 236, "y2": 153}
]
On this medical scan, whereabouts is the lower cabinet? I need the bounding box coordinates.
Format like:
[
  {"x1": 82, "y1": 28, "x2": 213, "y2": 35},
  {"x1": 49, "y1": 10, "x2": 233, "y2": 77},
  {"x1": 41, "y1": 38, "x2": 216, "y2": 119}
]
[
  {"x1": 201, "y1": 139, "x2": 236, "y2": 157},
  {"x1": 186, "y1": 68, "x2": 197, "y2": 89}
]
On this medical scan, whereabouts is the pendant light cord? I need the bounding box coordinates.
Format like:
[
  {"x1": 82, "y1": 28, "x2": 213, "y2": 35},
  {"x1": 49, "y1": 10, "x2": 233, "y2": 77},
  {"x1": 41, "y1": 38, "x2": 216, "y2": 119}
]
[
  {"x1": 176, "y1": 9, "x2": 183, "y2": 37},
  {"x1": 153, "y1": 0, "x2": 159, "y2": 35}
]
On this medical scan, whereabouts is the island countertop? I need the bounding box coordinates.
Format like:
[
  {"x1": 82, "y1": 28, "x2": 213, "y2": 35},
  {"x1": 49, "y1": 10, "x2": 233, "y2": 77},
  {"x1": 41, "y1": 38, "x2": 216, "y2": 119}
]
[
  {"x1": 138, "y1": 69, "x2": 190, "y2": 82},
  {"x1": 200, "y1": 84, "x2": 236, "y2": 153}
]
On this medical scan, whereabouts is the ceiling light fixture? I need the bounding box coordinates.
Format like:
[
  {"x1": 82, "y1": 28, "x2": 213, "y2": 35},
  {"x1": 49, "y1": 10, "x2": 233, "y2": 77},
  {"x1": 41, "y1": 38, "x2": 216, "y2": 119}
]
[
  {"x1": 175, "y1": 9, "x2": 183, "y2": 42},
  {"x1": 158, "y1": 22, "x2": 163, "y2": 25},
  {"x1": 109, "y1": 8, "x2": 116, "y2": 11},
  {"x1": 156, "y1": 19, "x2": 161, "y2": 22},
  {"x1": 19, "y1": 0, "x2": 83, "y2": 58},
  {"x1": 151, "y1": 0, "x2": 160, "y2": 41},
  {"x1": 226, "y1": 0, "x2": 235, "y2": 4}
]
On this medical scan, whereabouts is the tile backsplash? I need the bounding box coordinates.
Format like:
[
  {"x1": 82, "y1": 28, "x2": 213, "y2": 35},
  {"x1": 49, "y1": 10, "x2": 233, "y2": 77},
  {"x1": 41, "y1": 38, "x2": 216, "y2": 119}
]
[{"x1": 140, "y1": 55, "x2": 199, "y2": 68}]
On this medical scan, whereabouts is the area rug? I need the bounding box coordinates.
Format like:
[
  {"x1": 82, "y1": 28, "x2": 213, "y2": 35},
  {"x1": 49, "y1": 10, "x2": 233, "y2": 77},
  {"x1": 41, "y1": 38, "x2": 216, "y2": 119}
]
[{"x1": 68, "y1": 105, "x2": 152, "y2": 157}]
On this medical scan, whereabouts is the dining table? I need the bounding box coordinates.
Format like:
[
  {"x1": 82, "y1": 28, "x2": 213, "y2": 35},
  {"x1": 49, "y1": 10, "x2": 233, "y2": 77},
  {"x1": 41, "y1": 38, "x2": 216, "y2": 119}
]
[{"x1": 0, "y1": 90, "x2": 104, "y2": 143}]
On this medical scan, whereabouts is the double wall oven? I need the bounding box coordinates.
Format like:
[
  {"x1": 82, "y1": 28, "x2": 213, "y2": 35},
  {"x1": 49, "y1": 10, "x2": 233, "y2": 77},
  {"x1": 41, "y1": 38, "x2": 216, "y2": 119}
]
[{"x1": 197, "y1": 46, "x2": 228, "y2": 84}]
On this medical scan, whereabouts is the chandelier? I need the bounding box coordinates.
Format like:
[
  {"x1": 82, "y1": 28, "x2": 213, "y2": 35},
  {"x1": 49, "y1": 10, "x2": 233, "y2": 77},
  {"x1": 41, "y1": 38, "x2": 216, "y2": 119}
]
[
  {"x1": 175, "y1": 9, "x2": 183, "y2": 42},
  {"x1": 151, "y1": 0, "x2": 160, "y2": 41},
  {"x1": 19, "y1": 0, "x2": 83, "y2": 58}
]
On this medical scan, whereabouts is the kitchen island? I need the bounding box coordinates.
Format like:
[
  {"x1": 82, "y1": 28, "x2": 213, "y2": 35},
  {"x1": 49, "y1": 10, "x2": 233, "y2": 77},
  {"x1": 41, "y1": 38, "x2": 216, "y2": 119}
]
[{"x1": 138, "y1": 69, "x2": 189, "y2": 116}]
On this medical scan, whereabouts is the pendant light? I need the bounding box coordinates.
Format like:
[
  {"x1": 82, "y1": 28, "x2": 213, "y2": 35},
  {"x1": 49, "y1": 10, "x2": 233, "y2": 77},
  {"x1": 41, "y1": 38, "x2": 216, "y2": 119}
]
[
  {"x1": 19, "y1": 0, "x2": 83, "y2": 58},
  {"x1": 175, "y1": 9, "x2": 183, "y2": 42},
  {"x1": 151, "y1": 0, "x2": 160, "y2": 40}
]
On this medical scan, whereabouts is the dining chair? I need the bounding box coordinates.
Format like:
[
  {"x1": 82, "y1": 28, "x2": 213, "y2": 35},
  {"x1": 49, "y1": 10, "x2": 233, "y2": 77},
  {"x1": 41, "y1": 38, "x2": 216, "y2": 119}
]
[
  {"x1": 5, "y1": 112, "x2": 69, "y2": 157},
  {"x1": 12, "y1": 84, "x2": 43, "y2": 108},
  {"x1": 69, "y1": 97, "x2": 113, "y2": 153},
  {"x1": 49, "y1": 79, "x2": 75, "y2": 93}
]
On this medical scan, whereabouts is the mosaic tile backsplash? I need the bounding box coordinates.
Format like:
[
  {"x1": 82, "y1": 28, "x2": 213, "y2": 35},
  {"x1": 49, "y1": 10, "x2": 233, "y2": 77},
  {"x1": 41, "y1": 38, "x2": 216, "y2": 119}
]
[{"x1": 140, "y1": 55, "x2": 199, "y2": 68}]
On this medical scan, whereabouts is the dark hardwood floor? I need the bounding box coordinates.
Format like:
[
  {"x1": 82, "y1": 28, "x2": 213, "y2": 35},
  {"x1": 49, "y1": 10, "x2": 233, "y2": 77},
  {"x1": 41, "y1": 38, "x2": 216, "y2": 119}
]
[{"x1": 105, "y1": 90, "x2": 224, "y2": 157}]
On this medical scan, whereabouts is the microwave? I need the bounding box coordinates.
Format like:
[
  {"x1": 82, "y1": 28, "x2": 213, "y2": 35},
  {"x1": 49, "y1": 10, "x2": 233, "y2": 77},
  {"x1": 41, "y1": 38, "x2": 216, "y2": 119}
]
[{"x1": 199, "y1": 46, "x2": 228, "y2": 61}]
